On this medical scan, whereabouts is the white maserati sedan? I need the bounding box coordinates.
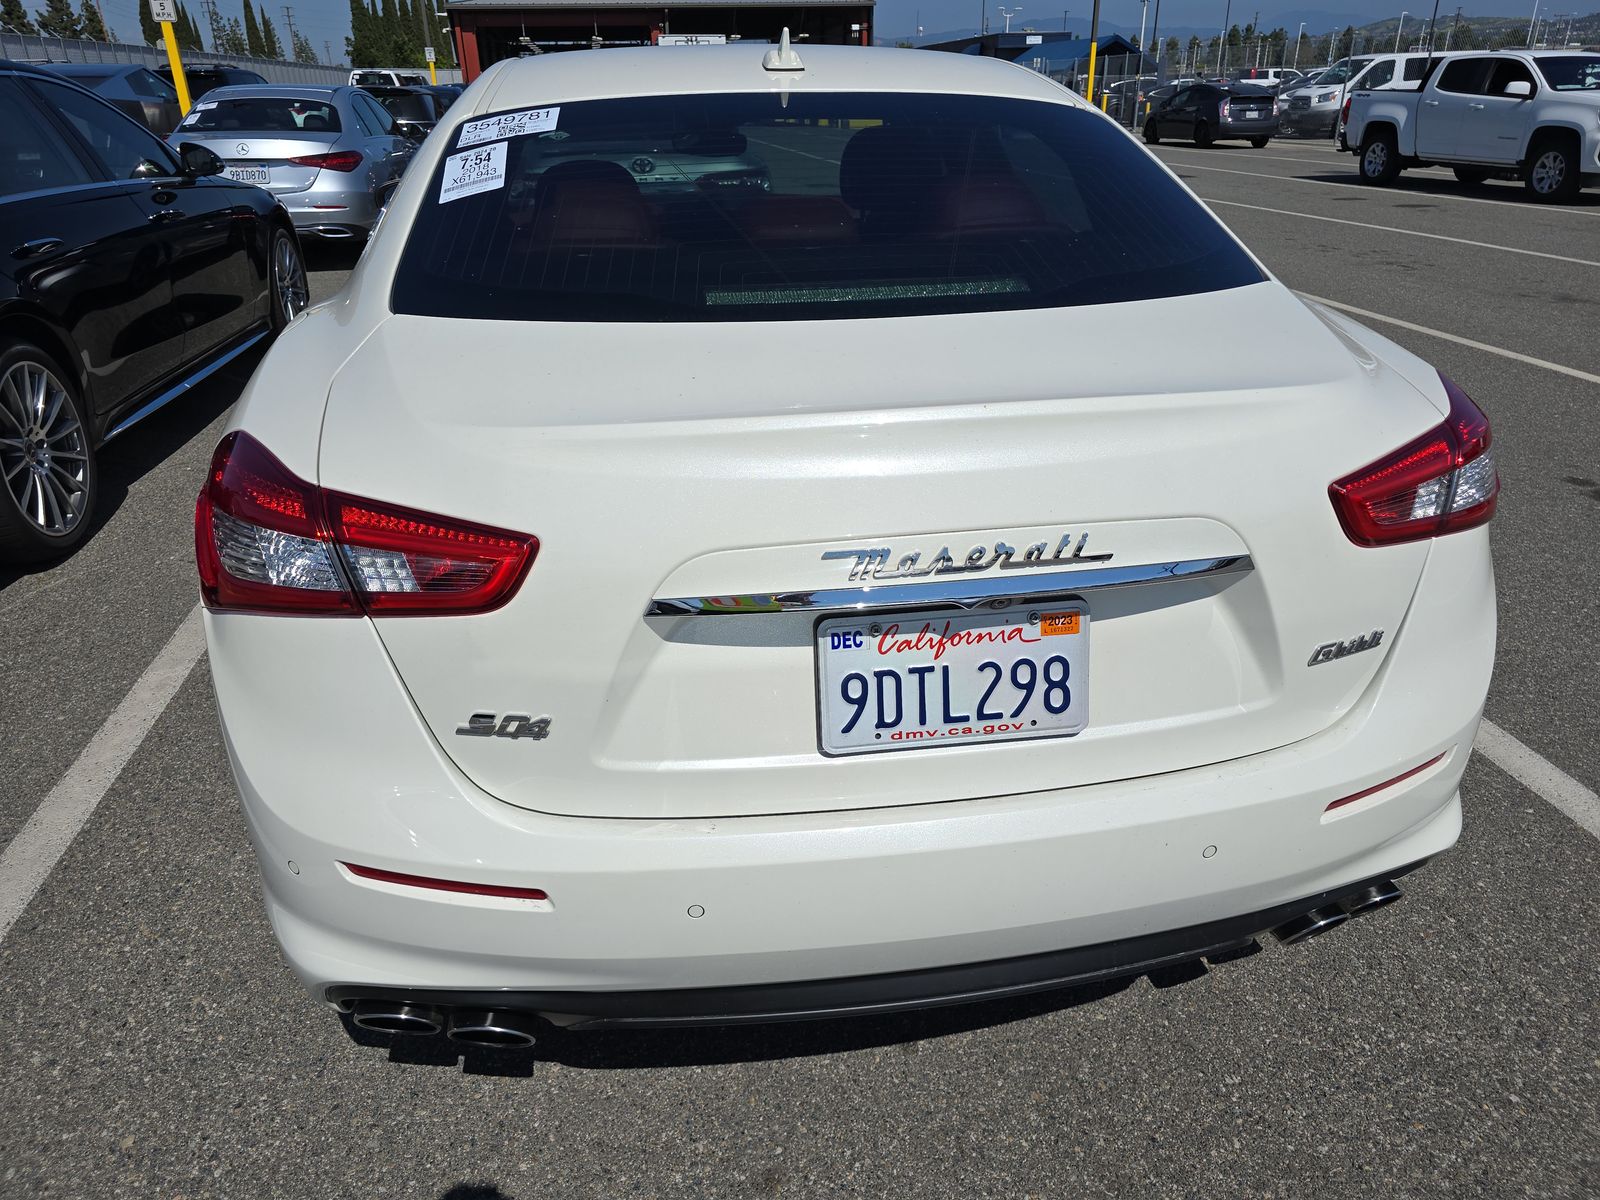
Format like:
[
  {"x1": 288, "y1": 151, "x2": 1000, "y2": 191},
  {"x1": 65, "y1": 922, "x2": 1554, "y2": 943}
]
[{"x1": 197, "y1": 41, "x2": 1497, "y2": 1047}]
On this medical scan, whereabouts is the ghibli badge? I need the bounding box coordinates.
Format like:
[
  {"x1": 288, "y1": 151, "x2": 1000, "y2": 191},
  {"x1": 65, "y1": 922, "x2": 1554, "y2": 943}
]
[
  {"x1": 1308, "y1": 630, "x2": 1384, "y2": 667},
  {"x1": 456, "y1": 713, "x2": 552, "y2": 740}
]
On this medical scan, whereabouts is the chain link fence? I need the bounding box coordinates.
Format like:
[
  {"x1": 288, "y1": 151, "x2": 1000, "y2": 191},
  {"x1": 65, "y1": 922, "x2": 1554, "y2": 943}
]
[{"x1": 0, "y1": 33, "x2": 464, "y2": 86}]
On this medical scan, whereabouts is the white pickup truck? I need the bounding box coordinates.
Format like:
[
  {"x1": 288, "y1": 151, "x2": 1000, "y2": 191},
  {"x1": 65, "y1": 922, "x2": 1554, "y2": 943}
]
[{"x1": 1345, "y1": 49, "x2": 1600, "y2": 203}]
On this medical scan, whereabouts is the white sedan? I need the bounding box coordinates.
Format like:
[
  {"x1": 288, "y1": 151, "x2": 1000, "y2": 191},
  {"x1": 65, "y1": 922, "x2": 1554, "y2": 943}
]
[{"x1": 197, "y1": 40, "x2": 1497, "y2": 1047}]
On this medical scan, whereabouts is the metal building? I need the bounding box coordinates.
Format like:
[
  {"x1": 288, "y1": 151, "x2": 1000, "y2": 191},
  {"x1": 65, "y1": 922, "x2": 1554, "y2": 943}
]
[{"x1": 445, "y1": 0, "x2": 876, "y2": 81}]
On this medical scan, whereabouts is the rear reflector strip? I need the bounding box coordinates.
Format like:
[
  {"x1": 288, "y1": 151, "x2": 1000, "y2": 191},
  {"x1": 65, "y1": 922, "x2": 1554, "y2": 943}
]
[
  {"x1": 1325, "y1": 751, "x2": 1449, "y2": 812},
  {"x1": 342, "y1": 862, "x2": 549, "y2": 901}
]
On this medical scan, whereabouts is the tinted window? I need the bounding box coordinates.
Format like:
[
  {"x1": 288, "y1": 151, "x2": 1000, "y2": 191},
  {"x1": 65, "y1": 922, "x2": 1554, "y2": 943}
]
[
  {"x1": 352, "y1": 72, "x2": 392, "y2": 87},
  {"x1": 1357, "y1": 60, "x2": 1396, "y2": 89},
  {"x1": 0, "y1": 79, "x2": 91, "y2": 195},
  {"x1": 392, "y1": 92, "x2": 1264, "y2": 323},
  {"x1": 126, "y1": 69, "x2": 178, "y2": 101},
  {"x1": 1437, "y1": 58, "x2": 1494, "y2": 94},
  {"x1": 27, "y1": 78, "x2": 174, "y2": 179},
  {"x1": 176, "y1": 97, "x2": 342, "y2": 133},
  {"x1": 1402, "y1": 58, "x2": 1428, "y2": 81},
  {"x1": 357, "y1": 94, "x2": 394, "y2": 133},
  {"x1": 1487, "y1": 58, "x2": 1536, "y2": 94},
  {"x1": 1535, "y1": 55, "x2": 1600, "y2": 90},
  {"x1": 375, "y1": 92, "x2": 437, "y2": 123}
]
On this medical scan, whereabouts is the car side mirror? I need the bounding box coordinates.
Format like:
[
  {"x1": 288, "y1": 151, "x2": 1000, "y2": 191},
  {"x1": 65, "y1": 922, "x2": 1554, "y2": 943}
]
[
  {"x1": 1503, "y1": 80, "x2": 1533, "y2": 99},
  {"x1": 177, "y1": 142, "x2": 225, "y2": 178}
]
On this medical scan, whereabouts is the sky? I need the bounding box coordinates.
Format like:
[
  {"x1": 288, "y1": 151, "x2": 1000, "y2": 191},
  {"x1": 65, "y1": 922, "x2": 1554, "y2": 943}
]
[{"x1": 94, "y1": 0, "x2": 357, "y2": 64}]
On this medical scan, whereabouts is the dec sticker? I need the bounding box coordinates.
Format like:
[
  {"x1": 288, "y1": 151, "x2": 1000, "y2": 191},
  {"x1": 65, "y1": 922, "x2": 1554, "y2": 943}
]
[
  {"x1": 1040, "y1": 611, "x2": 1082, "y2": 637},
  {"x1": 439, "y1": 141, "x2": 507, "y2": 204},
  {"x1": 457, "y1": 107, "x2": 560, "y2": 148}
]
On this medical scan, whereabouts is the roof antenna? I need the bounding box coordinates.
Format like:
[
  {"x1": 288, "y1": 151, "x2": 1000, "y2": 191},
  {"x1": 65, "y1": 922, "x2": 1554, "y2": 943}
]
[{"x1": 763, "y1": 26, "x2": 805, "y2": 71}]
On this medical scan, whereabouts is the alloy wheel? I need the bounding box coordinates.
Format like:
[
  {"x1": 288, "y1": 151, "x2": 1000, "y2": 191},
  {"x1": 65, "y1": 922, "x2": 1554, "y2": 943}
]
[
  {"x1": 273, "y1": 234, "x2": 310, "y2": 324},
  {"x1": 1363, "y1": 141, "x2": 1388, "y2": 177},
  {"x1": 1530, "y1": 150, "x2": 1565, "y2": 196},
  {"x1": 0, "y1": 360, "x2": 89, "y2": 537}
]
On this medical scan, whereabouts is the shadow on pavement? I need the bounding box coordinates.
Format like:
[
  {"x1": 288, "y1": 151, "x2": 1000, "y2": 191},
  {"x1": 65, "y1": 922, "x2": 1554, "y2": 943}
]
[
  {"x1": 337, "y1": 949, "x2": 1259, "y2": 1075},
  {"x1": 0, "y1": 344, "x2": 266, "y2": 594}
]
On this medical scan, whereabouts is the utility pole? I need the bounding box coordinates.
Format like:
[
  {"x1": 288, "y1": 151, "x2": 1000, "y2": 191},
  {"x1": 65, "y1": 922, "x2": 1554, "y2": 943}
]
[
  {"x1": 198, "y1": 0, "x2": 223, "y2": 51},
  {"x1": 1216, "y1": 0, "x2": 1230, "y2": 75},
  {"x1": 281, "y1": 5, "x2": 296, "y2": 56},
  {"x1": 1148, "y1": 0, "x2": 1164, "y2": 83}
]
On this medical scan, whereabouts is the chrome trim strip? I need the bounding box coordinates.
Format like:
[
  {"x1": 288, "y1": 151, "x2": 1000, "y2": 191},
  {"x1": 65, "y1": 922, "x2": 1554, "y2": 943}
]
[
  {"x1": 104, "y1": 328, "x2": 271, "y2": 441},
  {"x1": 646, "y1": 555, "x2": 1254, "y2": 617}
]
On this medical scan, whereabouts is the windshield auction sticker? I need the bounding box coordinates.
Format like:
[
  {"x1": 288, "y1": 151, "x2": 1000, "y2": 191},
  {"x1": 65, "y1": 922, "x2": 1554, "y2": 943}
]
[
  {"x1": 439, "y1": 141, "x2": 508, "y2": 204},
  {"x1": 457, "y1": 107, "x2": 560, "y2": 148}
]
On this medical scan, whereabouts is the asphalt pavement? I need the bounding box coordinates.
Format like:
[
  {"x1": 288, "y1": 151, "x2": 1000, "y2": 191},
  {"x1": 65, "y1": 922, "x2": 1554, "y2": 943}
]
[{"x1": 1, "y1": 141, "x2": 1596, "y2": 1199}]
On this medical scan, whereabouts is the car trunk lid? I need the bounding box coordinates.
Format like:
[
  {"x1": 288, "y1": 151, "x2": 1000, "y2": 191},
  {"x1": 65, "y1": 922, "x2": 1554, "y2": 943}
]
[{"x1": 316, "y1": 283, "x2": 1443, "y2": 819}]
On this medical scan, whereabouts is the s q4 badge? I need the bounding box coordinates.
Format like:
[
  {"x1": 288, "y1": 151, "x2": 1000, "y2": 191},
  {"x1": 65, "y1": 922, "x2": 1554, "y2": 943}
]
[
  {"x1": 456, "y1": 712, "x2": 551, "y2": 741},
  {"x1": 1308, "y1": 630, "x2": 1384, "y2": 667}
]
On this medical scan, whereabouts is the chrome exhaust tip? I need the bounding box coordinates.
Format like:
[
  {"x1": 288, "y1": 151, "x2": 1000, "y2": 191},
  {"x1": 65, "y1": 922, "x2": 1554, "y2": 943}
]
[
  {"x1": 446, "y1": 1009, "x2": 540, "y2": 1049},
  {"x1": 350, "y1": 1000, "x2": 445, "y2": 1036},
  {"x1": 1341, "y1": 879, "x2": 1403, "y2": 916},
  {"x1": 1271, "y1": 905, "x2": 1351, "y2": 946}
]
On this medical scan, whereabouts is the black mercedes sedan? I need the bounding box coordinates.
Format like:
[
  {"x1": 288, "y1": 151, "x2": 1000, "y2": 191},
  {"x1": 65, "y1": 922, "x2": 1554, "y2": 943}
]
[{"x1": 0, "y1": 62, "x2": 308, "y2": 563}]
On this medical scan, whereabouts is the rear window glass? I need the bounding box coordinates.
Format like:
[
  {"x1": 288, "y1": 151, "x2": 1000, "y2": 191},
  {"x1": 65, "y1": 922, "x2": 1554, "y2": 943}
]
[
  {"x1": 392, "y1": 92, "x2": 1263, "y2": 323},
  {"x1": 177, "y1": 98, "x2": 341, "y2": 133},
  {"x1": 376, "y1": 93, "x2": 437, "y2": 122}
]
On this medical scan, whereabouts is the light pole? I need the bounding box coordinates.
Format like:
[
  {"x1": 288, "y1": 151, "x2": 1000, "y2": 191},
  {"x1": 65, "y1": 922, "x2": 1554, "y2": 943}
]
[
  {"x1": 1292, "y1": 20, "x2": 1305, "y2": 68},
  {"x1": 1136, "y1": 0, "x2": 1149, "y2": 66},
  {"x1": 1216, "y1": 0, "x2": 1231, "y2": 76},
  {"x1": 1525, "y1": 0, "x2": 1538, "y2": 46},
  {"x1": 1394, "y1": 10, "x2": 1407, "y2": 51},
  {"x1": 998, "y1": 5, "x2": 1021, "y2": 31}
]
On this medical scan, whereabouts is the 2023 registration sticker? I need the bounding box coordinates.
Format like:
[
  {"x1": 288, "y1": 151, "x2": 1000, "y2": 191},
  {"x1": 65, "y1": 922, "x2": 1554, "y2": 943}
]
[{"x1": 816, "y1": 608, "x2": 1090, "y2": 756}]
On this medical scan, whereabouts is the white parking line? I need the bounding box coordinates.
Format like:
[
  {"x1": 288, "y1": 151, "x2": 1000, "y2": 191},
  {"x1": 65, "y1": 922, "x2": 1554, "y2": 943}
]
[
  {"x1": 1298, "y1": 293, "x2": 1600, "y2": 385},
  {"x1": 1178, "y1": 146, "x2": 1453, "y2": 175},
  {"x1": 1208, "y1": 198, "x2": 1600, "y2": 267},
  {"x1": 1477, "y1": 720, "x2": 1600, "y2": 839},
  {"x1": 1169, "y1": 158, "x2": 1600, "y2": 215},
  {"x1": 0, "y1": 605, "x2": 205, "y2": 945}
]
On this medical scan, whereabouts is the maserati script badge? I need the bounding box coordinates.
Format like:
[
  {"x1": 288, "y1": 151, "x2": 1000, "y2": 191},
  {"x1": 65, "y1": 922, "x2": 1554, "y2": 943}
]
[{"x1": 823, "y1": 533, "x2": 1112, "y2": 583}]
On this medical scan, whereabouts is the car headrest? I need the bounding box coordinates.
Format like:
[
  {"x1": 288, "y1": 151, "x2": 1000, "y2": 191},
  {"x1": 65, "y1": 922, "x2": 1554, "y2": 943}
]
[
  {"x1": 838, "y1": 125, "x2": 948, "y2": 216},
  {"x1": 530, "y1": 160, "x2": 657, "y2": 246},
  {"x1": 300, "y1": 114, "x2": 329, "y2": 132}
]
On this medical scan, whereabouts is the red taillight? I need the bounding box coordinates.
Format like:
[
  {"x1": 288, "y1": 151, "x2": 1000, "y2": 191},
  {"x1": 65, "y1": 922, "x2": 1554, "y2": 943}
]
[
  {"x1": 288, "y1": 150, "x2": 364, "y2": 172},
  {"x1": 1328, "y1": 373, "x2": 1498, "y2": 547},
  {"x1": 342, "y1": 862, "x2": 549, "y2": 901},
  {"x1": 1219, "y1": 98, "x2": 1229, "y2": 121},
  {"x1": 195, "y1": 431, "x2": 537, "y2": 616},
  {"x1": 1341, "y1": 96, "x2": 1352, "y2": 122}
]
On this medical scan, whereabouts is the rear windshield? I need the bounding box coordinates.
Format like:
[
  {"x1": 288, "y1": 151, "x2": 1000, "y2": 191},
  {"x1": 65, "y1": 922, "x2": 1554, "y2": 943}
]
[
  {"x1": 376, "y1": 93, "x2": 437, "y2": 122},
  {"x1": 176, "y1": 97, "x2": 341, "y2": 134},
  {"x1": 392, "y1": 92, "x2": 1263, "y2": 323}
]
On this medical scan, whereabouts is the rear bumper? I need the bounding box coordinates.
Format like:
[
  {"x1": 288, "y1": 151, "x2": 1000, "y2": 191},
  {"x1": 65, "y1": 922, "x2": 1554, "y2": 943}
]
[
  {"x1": 1279, "y1": 111, "x2": 1336, "y2": 134},
  {"x1": 324, "y1": 860, "x2": 1434, "y2": 1028},
  {"x1": 1219, "y1": 121, "x2": 1278, "y2": 139},
  {"x1": 207, "y1": 526, "x2": 1494, "y2": 1018},
  {"x1": 282, "y1": 188, "x2": 380, "y2": 236}
]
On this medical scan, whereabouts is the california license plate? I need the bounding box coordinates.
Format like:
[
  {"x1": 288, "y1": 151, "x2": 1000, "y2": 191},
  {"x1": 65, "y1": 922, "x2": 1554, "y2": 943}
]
[
  {"x1": 816, "y1": 608, "x2": 1090, "y2": 756},
  {"x1": 225, "y1": 165, "x2": 270, "y2": 185},
  {"x1": 1245, "y1": 110, "x2": 1262, "y2": 118}
]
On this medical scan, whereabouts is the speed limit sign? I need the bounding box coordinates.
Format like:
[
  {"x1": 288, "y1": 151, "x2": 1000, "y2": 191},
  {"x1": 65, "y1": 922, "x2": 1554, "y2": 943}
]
[{"x1": 150, "y1": 0, "x2": 178, "y2": 22}]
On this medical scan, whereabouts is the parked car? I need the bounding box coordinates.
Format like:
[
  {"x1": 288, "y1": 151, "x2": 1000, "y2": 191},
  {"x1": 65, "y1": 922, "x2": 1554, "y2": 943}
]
[
  {"x1": 1347, "y1": 50, "x2": 1600, "y2": 202},
  {"x1": 425, "y1": 83, "x2": 461, "y2": 113},
  {"x1": 0, "y1": 62, "x2": 306, "y2": 562},
  {"x1": 1144, "y1": 81, "x2": 1278, "y2": 146},
  {"x1": 350, "y1": 69, "x2": 429, "y2": 88},
  {"x1": 358, "y1": 84, "x2": 445, "y2": 141},
  {"x1": 197, "y1": 43, "x2": 1495, "y2": 1044},
  {"x1": 37, "y1": 63, "x2": 183, "y2": 135},
  {"x1": 154, "y1": 63, "x2": 267, "y2": 101},
  {"x1": 1278, "y1": 56, "x2": 1374, "y2": 137},
  {"x1": 168, "y1": 85, "x2": 415, "y2": 241},
  {"x1": 1229, "y1": 66, "x2": 1304, "y2": 91}
]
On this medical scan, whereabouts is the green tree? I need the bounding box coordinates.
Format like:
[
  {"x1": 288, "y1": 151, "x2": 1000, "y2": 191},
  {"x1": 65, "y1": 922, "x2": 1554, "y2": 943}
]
[
  {"x1": 174, "y1": 1, "x2": 204, "y2": 48},
  {"x1": 1163, "y1": 35, "x2": 1179, "y2": 62},
  {"x1": 243, "y1": 0, "x2": 264, "y2": 55},
  {"x1": 78, "y1": 0, "x2": 106, "y2": 38},
  {"x1": 291, "y1": 28, "x2": 316, "y2": 61},
  {"x1": 1, "y1": 0, "x2": 37, "y2": 32},
  {"x1": 219, "y1": 14, "x2": 246, "y2": 52},
  {"x1": 260, "y1": 10, "x2": 280, "y2": 56},
  {"x1": 137, "y1": 0, "x2": 157, "y2": 41},
  {"x1": 35, "y1": 0, "x2": 83, "y2": 37}
]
